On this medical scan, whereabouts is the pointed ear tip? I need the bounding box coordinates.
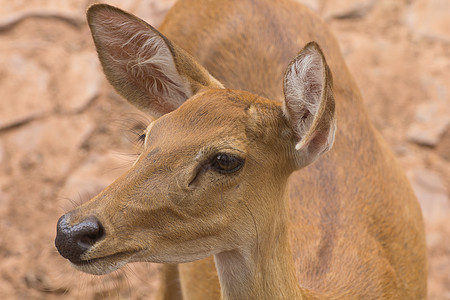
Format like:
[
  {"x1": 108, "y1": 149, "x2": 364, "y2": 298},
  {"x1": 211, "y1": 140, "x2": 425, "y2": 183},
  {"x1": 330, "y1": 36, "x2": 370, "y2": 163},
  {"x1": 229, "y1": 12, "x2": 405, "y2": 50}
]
[
  {"x1": 87, "y1": 4, "x2": 106, "y2": 23},
  {"x1": 87, "y1": 3, "x2": 121, "y2": 20},
  {"x1": 304, "y1": 41, "x2": 319, "y2": 50},
  {"x1": 305, "y1": 41, "x2": 318, "y2": 47},
  {"x1": 87, "y1": 4, "x2": 105, "y2": 15},
  {"x1": 303, "y1": 41, "x2": 326, "y2": 58}
]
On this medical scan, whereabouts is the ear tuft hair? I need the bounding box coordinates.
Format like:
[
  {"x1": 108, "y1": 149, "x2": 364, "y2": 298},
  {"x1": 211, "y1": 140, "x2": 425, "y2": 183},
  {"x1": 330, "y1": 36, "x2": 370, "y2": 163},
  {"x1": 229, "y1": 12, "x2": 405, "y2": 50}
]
[
  {"x1": 283, "y1": 42, "x2": 336, "y2": 168},
  {"x1": 87, "y1": 4, "x2": 222, "y2": 118}
]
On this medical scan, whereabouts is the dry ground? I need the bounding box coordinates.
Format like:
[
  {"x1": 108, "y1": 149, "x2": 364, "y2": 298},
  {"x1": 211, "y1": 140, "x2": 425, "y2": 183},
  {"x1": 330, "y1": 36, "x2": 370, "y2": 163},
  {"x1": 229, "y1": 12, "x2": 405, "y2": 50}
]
[{"x1": 0, "y1": 0, "x2": 448, "y2": 299}]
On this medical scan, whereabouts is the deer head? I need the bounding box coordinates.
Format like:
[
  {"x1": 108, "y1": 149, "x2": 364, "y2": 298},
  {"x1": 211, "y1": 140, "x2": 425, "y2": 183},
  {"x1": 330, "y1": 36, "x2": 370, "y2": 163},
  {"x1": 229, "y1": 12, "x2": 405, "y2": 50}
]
[{"x1": 55, "y1": 4, "x2": 335, "y2": 276}]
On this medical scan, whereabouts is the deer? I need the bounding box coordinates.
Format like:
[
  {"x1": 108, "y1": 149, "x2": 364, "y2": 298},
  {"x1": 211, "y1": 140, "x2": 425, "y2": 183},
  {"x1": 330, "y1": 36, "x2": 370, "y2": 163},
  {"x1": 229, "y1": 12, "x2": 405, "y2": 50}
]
[{"x1": 54, "y1": 0, "x2": 427, "y2": 299}]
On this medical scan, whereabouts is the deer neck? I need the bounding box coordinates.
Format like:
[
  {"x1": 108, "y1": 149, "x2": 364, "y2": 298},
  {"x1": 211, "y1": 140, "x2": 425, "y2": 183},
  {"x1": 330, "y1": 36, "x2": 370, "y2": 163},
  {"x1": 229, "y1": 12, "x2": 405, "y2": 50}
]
[{"x1": 214, "y1": 186, "x2": 304, "y2": 300}]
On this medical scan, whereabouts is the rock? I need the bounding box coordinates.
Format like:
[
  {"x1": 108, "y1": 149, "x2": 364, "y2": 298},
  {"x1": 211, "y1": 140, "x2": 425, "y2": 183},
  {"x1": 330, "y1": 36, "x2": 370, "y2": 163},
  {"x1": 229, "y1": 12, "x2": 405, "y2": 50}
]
[
  {"x1": 37, "y1": 116, "x2": 95, "y2": 177},
  {"x1": 0, "y1": 140, "x2": 4, "y2": 164},
  {"x1": 407, "y1": 100, "x2": 450, "y2": 147},
  {"x1": 407, "y1": 61, "x2": 449, "y2": 147},
  {"x1": 0, "y1": 189, "x2": 9, "y2": 210},
  {"x1": 296, "y1": 0, "x2": 320, "y2": 12},
  {"x1": 130, "y1": 0, "x2": 176, "y2": 26},
  {"x1": 0, "y1": 54, "x2": 51, "y2": 130},
  {"x1": 404, "y1": 0, "x2": 450, "y2": 43},
  {"x1": 0, "y1": 1, "x2": 85, "y2": 21},
  {"x1": 58, "y1": 52, "x2": 102, "y2": 113},
  {"x1": 9, "y1": 122, "x2": 45, "y2": 153},
  {"x1": 437, "y1": 127, "x2": 450, "y2": 161},
  {"x1": 322, "y1": 0, "x2": 376, "y2": 19},
  {"x1": 59, "y1": 152, "x2": 130, "y2": 207},
  {"x1": 101, "y1": 0, "x2": 136, "y2": 12},
  {"x1": 408, "y1": 168, "x2": 450, "y2": 221},
  {"x1": 0, "y1": 9, "x2": 83, "y2": 32},
  {"x1": 8, "y1": 116, "x2": 95, "y2": 179},
  {"x1": 24, "y1": 271, "x2": 68, "y2": 294}
]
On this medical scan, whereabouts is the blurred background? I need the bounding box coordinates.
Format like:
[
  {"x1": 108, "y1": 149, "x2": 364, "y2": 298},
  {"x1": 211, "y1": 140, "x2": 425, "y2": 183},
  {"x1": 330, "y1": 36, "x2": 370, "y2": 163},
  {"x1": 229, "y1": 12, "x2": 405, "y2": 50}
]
[{"x1": 0, "y1": 0, "x2": 448, "y2": 299}]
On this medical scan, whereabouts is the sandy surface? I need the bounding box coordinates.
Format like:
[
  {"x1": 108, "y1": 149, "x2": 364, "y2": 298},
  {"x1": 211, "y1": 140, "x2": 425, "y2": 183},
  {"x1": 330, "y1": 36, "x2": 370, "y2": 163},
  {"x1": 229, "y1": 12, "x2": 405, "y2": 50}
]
[{"x1": 0, "y1": 0, "x2": 448, "y2": 299}]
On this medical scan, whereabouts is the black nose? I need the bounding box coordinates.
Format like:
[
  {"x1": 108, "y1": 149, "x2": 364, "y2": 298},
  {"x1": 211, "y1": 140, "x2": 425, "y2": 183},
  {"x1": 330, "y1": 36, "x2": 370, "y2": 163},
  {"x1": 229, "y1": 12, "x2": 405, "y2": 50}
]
[{"x1": 55, "y1": 215, "x2": 105, "y2": 263}]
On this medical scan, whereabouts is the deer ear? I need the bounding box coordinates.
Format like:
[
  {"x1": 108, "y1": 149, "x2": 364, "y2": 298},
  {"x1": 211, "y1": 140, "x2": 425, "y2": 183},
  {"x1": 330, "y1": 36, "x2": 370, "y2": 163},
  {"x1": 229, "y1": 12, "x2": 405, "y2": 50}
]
[
  {"x1": 283, "y1": 42, "x2": 336, "y2": 169},
  {"x1": 87, "y1": 4, "x2": 223, "y2": 118}
]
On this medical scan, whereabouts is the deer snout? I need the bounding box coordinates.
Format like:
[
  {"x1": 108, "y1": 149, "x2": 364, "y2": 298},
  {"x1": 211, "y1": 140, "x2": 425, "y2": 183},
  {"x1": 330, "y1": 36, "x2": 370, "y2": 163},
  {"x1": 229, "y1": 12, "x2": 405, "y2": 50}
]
[{"x1": 55, "y1": 214, "x2": 105, "y2": 263}]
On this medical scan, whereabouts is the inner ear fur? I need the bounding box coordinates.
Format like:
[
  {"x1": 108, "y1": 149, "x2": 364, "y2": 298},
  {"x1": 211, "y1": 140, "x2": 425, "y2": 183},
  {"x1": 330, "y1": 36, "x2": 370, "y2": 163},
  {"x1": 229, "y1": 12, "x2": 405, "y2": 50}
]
[
  {"x1": 87, "y1": 4, "x2": 223, "y2": 118},
  {"x1": 283, "y1": 42, "x2": 336, "y2": 168}
]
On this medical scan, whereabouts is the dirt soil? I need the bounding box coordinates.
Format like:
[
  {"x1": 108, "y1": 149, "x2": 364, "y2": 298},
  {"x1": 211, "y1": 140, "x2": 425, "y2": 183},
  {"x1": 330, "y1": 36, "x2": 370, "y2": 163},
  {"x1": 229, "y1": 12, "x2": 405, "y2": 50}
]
[{"x1": 0, "y1": 0, "x2": 449, "y2": 299}]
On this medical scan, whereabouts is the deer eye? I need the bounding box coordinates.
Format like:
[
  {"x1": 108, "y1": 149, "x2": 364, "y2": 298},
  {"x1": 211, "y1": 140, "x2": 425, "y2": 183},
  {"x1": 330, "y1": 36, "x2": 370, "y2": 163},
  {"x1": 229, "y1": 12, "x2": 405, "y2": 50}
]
[{"x1": 211, "y1": 153, "x2": 244, "y2": 174}]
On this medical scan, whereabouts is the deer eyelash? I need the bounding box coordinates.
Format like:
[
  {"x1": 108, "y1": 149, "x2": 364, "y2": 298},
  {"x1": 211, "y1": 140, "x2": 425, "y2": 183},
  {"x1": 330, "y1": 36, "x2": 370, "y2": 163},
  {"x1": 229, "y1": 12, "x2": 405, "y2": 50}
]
[
  {"x1": 136, "y1": 132, "x2": 146, "y2": 145},
  {"x1": 117, "y1": 114, "x2": 151, "y2": 150}
]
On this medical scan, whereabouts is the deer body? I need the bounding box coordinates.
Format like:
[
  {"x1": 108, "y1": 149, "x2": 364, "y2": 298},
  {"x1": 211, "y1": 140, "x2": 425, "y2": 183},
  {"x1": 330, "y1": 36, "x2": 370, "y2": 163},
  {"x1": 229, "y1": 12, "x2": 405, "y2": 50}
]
[{"x1": 55, "y1": 0, "x2": 427, "y2": 299}]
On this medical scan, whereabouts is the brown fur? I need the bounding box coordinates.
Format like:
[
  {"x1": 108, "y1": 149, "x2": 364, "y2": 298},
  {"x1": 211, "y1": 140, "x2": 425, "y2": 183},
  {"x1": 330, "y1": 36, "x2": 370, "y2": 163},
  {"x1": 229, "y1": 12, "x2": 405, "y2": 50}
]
[
  {"x1": 57, "y1": 0, "x2": 426, "y2": 299},
  {"x1": 158, "y1": 1, "x2": 427, "y2": 298}
]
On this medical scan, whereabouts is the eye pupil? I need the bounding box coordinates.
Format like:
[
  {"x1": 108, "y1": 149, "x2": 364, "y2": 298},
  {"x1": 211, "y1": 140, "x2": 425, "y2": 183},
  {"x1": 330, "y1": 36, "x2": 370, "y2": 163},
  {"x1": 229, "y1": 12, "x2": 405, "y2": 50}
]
[{"x1": 212, "y1": 153, "x2": 243, "y2": 174}]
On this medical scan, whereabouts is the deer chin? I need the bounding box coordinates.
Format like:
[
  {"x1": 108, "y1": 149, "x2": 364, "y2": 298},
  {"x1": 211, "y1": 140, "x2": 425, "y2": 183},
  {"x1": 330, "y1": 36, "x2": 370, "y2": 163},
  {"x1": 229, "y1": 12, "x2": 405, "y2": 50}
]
[{"x1": 71, "y1": 251, "x2": 134, "y2": 275}]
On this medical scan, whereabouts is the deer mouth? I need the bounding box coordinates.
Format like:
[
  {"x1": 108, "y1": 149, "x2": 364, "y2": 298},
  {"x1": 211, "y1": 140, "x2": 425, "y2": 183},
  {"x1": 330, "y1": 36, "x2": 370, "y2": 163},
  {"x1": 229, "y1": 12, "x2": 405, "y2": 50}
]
[{"x1": 71, "y1": 251, "x2": 135, "y2": 275}]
